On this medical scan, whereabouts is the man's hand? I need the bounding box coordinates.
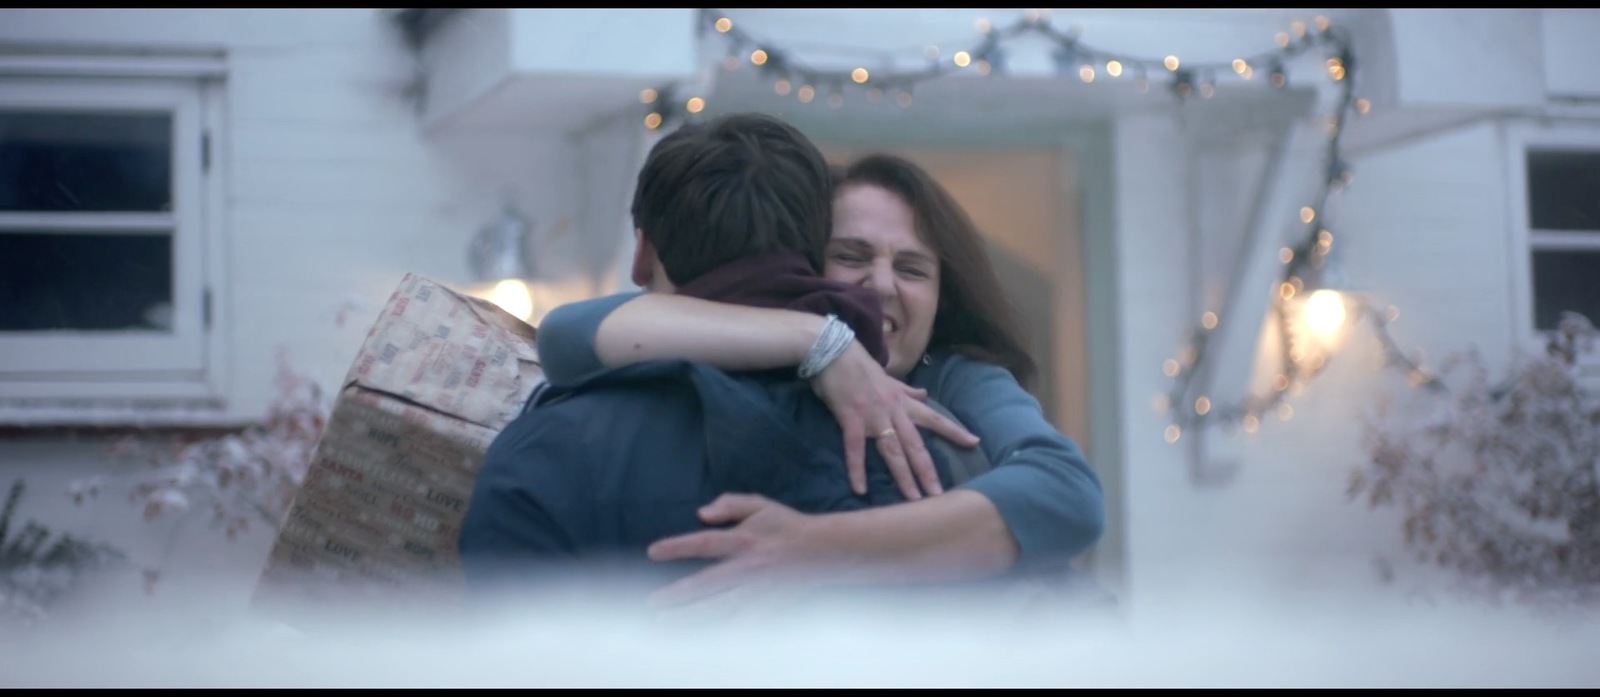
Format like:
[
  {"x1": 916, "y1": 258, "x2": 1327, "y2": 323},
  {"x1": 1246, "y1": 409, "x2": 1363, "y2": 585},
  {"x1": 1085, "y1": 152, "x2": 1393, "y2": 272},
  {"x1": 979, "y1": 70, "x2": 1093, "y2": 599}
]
[
  {"x1": 810, "y1": 342, "x2": 979, "y2": 500},
  {"x1": 646, "y1": 493, "x2": 844, "y2": 612}
]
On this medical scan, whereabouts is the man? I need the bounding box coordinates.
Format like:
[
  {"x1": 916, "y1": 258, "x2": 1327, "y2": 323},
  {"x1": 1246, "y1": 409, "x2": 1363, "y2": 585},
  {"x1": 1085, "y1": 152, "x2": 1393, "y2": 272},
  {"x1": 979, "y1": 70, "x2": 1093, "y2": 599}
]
[{"x1": 456, "y1": 112, "x2": 945, "y2": 606}]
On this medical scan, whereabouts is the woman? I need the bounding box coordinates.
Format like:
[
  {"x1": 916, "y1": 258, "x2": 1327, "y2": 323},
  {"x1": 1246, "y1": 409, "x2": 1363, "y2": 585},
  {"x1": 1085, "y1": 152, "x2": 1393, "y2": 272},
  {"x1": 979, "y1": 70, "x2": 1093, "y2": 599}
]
[{"x1": 537, "y1": 153, "x2": 1104, "y2": 590}]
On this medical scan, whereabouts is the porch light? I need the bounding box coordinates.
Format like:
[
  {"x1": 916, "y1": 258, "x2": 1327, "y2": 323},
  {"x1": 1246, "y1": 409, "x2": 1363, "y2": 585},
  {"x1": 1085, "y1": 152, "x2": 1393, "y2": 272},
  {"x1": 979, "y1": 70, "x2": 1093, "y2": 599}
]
[
  {"x1": 487, "y1": 279, "x2": 534, "y2": 324},
  {"x1": 467, "y1": 198, "x2": 541, "y2": 323},
  {"x1": 1303, "y1": 289, "x2": 1347, "y2": 345}
]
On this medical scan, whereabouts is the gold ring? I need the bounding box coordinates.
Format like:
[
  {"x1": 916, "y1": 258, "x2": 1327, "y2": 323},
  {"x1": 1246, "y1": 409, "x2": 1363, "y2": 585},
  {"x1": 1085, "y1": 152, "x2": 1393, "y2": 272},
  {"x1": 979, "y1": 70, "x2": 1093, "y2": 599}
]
[{"x1": 877, "y1": 428, "x2": 896, "y2": 439}]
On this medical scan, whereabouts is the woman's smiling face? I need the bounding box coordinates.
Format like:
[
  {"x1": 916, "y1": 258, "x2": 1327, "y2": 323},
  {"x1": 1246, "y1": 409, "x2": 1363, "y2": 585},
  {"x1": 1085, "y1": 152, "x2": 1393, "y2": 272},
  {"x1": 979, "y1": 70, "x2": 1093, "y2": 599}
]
[{"x1": 824, "y1": 182, "x2": 940, "y2": 378}]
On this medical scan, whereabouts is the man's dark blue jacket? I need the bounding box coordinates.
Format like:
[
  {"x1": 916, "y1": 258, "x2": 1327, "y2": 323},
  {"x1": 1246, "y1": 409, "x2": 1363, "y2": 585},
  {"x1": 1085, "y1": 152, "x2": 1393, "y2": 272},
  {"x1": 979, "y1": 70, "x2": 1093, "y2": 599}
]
[{"x1": 456, "y1": 359, "x2": 952, "y2": 600}]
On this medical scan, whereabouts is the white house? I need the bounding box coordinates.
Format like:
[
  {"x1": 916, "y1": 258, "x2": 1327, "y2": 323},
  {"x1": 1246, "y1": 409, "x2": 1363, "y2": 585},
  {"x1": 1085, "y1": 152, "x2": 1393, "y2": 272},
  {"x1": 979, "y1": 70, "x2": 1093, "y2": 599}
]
[{"x1": 2, "y1": 8, "x2": 1598, "y2": 678}]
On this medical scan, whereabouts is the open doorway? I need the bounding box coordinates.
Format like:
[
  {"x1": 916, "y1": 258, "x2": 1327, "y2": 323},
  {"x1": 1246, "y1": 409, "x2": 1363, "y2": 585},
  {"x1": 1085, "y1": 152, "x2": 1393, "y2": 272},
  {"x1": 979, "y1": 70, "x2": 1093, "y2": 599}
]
[{"x1": 819, "y1": 142, "x2": 1127, "y2": 602}]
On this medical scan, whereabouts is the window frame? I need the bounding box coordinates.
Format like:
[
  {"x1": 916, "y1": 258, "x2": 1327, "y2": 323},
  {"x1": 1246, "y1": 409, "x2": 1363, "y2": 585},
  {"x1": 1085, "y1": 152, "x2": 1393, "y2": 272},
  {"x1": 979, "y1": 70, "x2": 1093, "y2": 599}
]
[{"x1": 0, "y1": 50, "x2": 230, "y2": 425}]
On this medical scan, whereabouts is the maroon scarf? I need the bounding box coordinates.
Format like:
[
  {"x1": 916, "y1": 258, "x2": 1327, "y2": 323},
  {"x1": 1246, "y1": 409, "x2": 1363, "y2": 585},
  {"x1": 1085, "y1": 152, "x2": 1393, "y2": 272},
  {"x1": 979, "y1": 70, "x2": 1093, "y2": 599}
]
[{"x1": 675, "y1": 252, "x2": 887, "y2": 366}]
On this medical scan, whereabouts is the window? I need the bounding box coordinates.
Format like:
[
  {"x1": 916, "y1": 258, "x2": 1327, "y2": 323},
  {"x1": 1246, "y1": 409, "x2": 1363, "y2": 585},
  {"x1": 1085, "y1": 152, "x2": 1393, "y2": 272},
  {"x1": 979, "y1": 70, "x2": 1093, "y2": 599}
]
[
  {"x1": 0, "y1": 51, "x2": 227, "y2": 423},
  {"x1": 1507, "y1": 123, "x2": 1600, "y2": 333},
  {"x1": 1524, "y1": 149, "x2": 1600, "y2": 332}
]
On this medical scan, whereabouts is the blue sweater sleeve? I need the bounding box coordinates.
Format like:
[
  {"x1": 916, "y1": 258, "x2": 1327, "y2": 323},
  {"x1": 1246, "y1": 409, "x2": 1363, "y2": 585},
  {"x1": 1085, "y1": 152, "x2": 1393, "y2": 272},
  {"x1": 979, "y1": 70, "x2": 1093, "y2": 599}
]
[
  {"x1": 535, "y1": 291, "x2": 645, "y2": 388},
  {"x1": 926, "y1": 355, "x2": 1106, "y2": 573}
]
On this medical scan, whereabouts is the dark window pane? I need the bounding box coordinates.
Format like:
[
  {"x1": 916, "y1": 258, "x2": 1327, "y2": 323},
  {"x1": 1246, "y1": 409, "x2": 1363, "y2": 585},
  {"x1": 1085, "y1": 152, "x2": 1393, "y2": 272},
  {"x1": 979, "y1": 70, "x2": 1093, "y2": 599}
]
[
  {"x1": 1532, "y1": 250, "x2": 1600, "y2": 332},
  {"x1": 0, "y1": 111, "x2": 172, "y2": 212},
  {"x1": 0, "y1": 232, "x2": 173, "y2": 332},
  {"x1": 1528, "y1": 150, "x2": 1600, "y2": 231}
]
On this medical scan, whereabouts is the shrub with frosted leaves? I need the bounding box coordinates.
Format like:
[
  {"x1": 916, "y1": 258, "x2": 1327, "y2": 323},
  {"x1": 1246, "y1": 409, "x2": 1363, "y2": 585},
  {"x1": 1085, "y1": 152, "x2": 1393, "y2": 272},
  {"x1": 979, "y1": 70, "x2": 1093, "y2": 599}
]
[
  {"x1": 74, "y1": 349, "x2": 326, "y2": 545},
  {"x1": 1350, "y1": 311, "x2": 1600, "y2": 607}
]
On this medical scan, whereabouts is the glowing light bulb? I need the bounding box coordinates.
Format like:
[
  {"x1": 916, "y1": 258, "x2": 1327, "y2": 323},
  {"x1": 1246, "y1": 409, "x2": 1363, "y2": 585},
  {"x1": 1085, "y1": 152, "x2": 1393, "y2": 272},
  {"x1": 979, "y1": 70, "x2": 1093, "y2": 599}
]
[
  {"x1": 1304, "y1": 289, "x2": 1348, "y2": 344},
  {"x1": 488, "y1": 279, "x2": 533, "y2": 322}
]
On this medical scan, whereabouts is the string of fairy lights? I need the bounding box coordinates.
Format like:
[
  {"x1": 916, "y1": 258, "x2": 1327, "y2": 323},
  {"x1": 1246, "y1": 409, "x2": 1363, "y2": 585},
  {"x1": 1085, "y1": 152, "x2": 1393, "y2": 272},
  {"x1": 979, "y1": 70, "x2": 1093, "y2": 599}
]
[{"x1": 642, "y1": 9, "x2": 1445, "y2": 444}]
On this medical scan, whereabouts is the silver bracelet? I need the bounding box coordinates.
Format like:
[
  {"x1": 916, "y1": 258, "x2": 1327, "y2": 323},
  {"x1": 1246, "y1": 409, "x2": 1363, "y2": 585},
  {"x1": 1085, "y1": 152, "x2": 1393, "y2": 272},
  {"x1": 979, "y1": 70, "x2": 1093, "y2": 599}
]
[{"x1": 798, "y1": 314, "x2": 856, "y2": 380}]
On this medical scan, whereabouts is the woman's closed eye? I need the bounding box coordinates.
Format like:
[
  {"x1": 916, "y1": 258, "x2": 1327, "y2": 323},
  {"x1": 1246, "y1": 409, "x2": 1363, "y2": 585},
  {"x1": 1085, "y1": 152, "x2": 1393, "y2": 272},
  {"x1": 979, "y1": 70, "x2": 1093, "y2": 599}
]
[
  {"x1": 829, "y1": 252, "x2": 871, "y2": 266},
  {"x1": 896, "y1": 264, "x2": 931, "y2": 279}
]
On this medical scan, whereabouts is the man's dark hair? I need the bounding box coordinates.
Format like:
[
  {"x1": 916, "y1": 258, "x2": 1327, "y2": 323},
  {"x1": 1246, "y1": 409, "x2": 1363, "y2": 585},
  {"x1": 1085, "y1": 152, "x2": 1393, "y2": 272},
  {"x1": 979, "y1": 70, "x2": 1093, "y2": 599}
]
[{"x1": 630, "y1": 113, "x2": 832, "y2": 286}]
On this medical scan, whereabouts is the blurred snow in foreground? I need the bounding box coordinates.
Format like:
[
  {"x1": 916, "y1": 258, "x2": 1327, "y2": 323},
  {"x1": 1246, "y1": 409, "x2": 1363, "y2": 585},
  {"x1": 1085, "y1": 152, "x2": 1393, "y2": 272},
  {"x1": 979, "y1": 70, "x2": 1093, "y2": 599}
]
[{"x1": 2, "y1": 576, "x2": 1597, "y2": 688}]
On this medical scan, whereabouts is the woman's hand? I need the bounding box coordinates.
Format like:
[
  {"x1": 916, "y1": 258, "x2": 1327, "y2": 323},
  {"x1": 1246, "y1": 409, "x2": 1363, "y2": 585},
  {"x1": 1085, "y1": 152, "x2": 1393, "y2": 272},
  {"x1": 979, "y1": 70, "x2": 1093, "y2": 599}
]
[
  {"x1": 646, "y1": 493, "x2": 829, "y2": 614},
  {"x1": 809, "y1": 342, "x2": 979, "y2": 500}
]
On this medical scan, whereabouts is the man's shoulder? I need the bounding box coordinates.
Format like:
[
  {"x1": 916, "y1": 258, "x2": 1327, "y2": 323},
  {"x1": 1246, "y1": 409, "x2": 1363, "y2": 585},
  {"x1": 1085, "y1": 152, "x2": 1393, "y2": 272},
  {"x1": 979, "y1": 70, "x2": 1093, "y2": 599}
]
[
  {"x1": 537, "y1": 359, "x2": 803, "y2": 407},
  {"x1": 532, "y1": 360, "x2": 698, "y2": 406}
]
